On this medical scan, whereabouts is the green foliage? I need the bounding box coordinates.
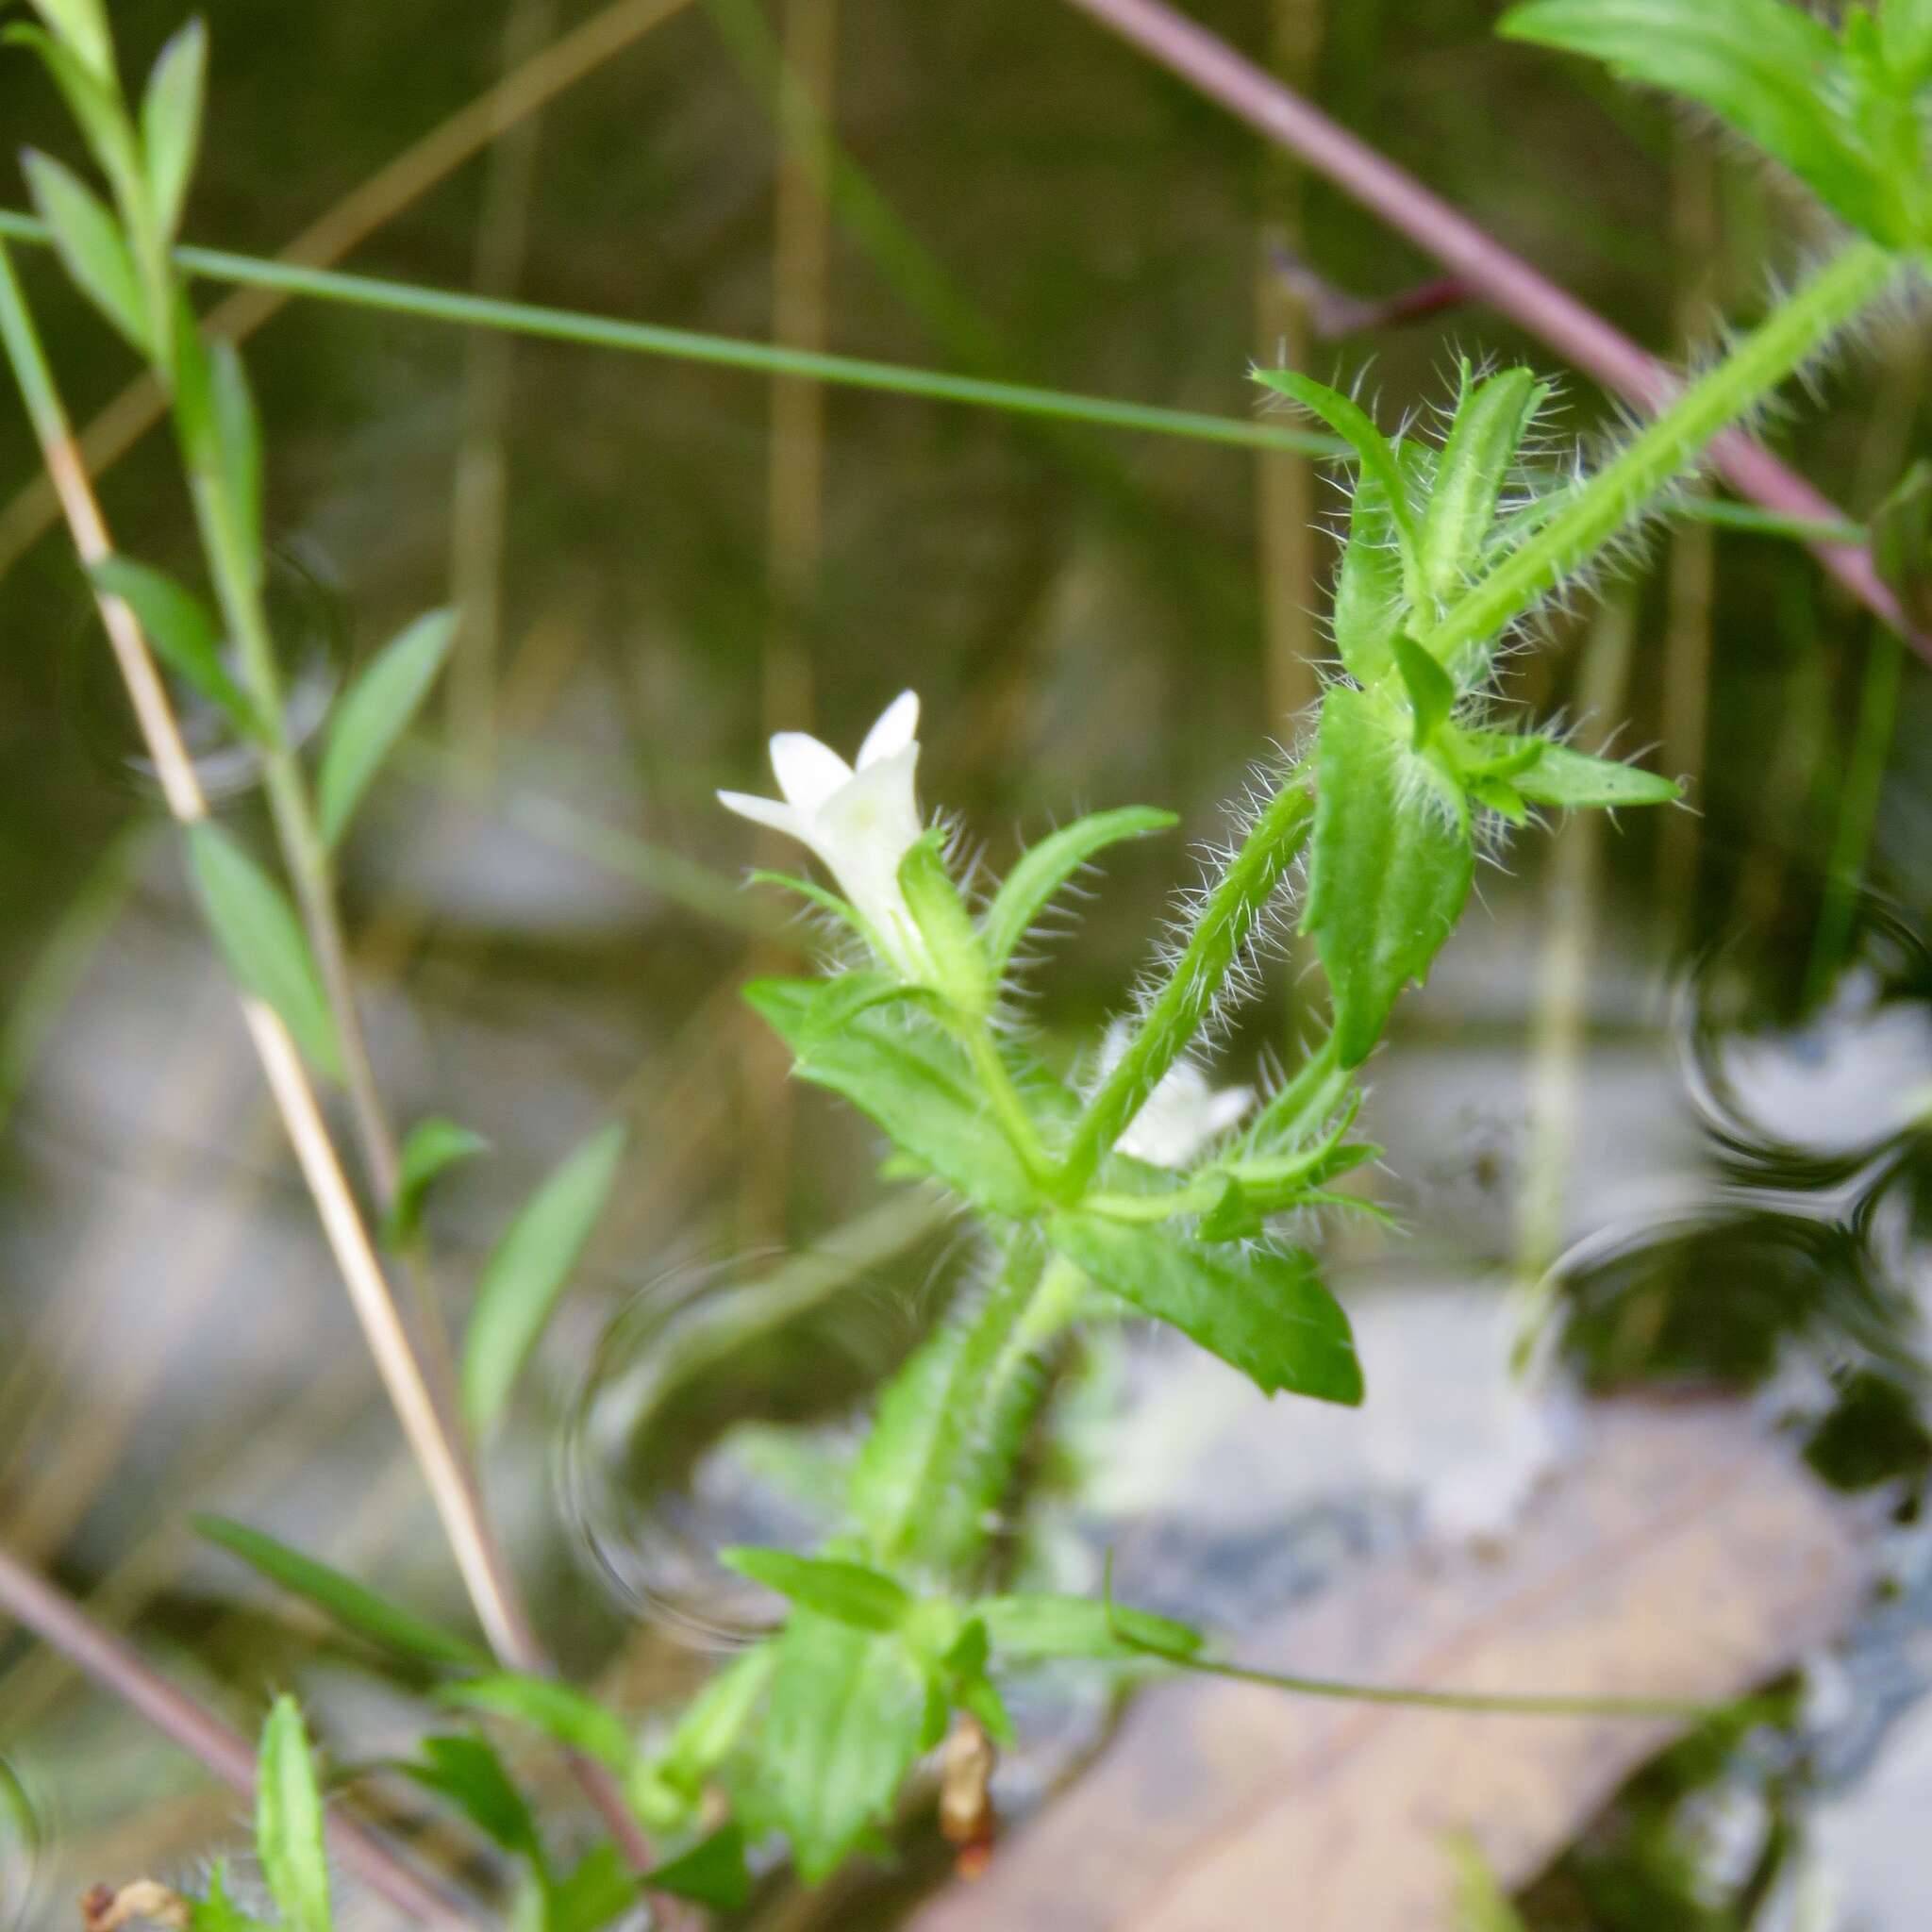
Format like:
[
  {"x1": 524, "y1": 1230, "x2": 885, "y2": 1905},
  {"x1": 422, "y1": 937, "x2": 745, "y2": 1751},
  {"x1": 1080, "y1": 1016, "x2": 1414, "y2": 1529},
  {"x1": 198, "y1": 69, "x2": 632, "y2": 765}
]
[
  {"x1": 315, "y1": 609, "x2": 458, "y2": 848},
  {"x1": 643, "y1": 1824, "x2": 753, "y2": 1912},
  {"x1": 745, "y1": 975, "x2": 1041, "y2": 1213},
  {"x1": 257, "y1": 1697, "x2": 332, "y2": 1932},
  {"x1": 19, "y1": 149, "x2": 145, "y2": 349},
  {"x1": 979, "y1": 805, "x2": 1177, "y2": 974},
  {"x1": 1421, "y1": 367, "x2": 1549, "y2": 607},
  {"x1": 383, "y1": 1115, "x2": 491, "y2": 1246},
  {"x1": 403, "y1": 1733, "x2": 544, "y2": 1864},
  {"x1": 140, "y1": 18, "x2": 205, "y2": 242},
  {"x1": 722, "y1": 1548, "x2": 914, "y2": 1633},
  {"x1": 760, "y1": 1610, "x2": 927, "y2": 1884},
  {"x1": 1391, "y1": 635, "x2": 1455, "y2": 749},
  {"x1": 24, "y1": 0, "x2": 114, "y2": 82},
  {"x1": 1502, "y1": 0, "x2": 1932, "y2": 247},
  {"x1": 461, "y1": 1120, "x2": 627, "y2": 1432},
  {"x1": 89, "y1": 555, "x2": 266, "y2": 740},
  {"x1": 1305, "y1": 687, "x2": 1474, "y2": 1067},
  {"x1": 896, "y1": 831, "x2": 989, "y2": 1013},
  {"x1": 186, "y1": 822, "x2": 343, "y2": 1079},
  {"x1": 193, "y1": 1514, "x2": 488, "y2": 1671},
  {"x1": 974, "y1": 1592, "x2": 1204, "y2": 1662},
  {"x1": 439, "y1": 1672, "x2": 636, "y2": 1774},
  {"x1": 192, "y1": 1863, "x2": 277, "y2": 1932},
  {"x1": 1047, "y1": 1215, "x2": 1362, "y2": 1404}
]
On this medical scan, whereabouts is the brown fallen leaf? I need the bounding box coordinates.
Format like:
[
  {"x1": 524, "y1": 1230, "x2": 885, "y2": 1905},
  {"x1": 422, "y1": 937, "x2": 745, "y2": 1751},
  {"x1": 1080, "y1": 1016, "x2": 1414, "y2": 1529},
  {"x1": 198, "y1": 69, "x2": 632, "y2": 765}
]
[{"x1": 911, "y1": 1400, "x2": 1872, "y2": 1932}]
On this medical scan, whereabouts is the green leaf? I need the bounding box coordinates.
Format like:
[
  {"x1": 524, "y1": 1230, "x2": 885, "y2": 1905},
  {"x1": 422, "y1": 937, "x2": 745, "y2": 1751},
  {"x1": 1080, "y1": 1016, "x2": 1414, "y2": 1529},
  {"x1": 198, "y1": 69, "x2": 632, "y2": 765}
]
[
  {"x1": 1509, "y1": 741, "x2": 1682, "y2": 808},
  {"x1": 382, "y1": 1115, "x2": 490, "y2": 1247},
  {"x1": 1500, "y1": 0, "x2": 1896, "y2": 242},
  {"x1": 140, "y1": 18, "x2": 205, "y2": 242},
  {"x1": 1421, "y1": 366, "x2": 1547, "y2": 608},
  {"x1": 1882, "y1": 0, "x2": 1932, "y2": 81},
  {"x1": 1047, "y1": 1216, "x2": 1362, "y2": 1404},
  {"x1": 632, "y1": 1644, "x2": 775, "y2": 1829},
  {"x1": 1391, "y1": 634, "x2": 1456, "y2": 748},
  {"x1": 316, "y1": 609, "x2": 458, "y2": 848},
  {"x1": 1331, "y1": 471, "x2": 1407, "y2": 686},
  {"x1": 186, "y1": 822, "x2": 343, "y2": 1079},
  {"x1": 90, "y1": 556, "x2": 265, "y2": 740},
  {"x1": 976, "y1": 1591, "x2": 1205, "y2": 1662},
  {"x1": 763, "y1": 1611, "x2": 926, "y2": 1885},
  {"x1": 644, "y1": 1824, "x2": 753, "y2": 1912},
  {"x1": 1254, "y1": 369, "x2": 1423, "y2": 589},
  {"x1": 979, "y1": 806, "x2": 1177, "y2": 976},
  {"x1": 23, "y1": 0, "x2": 114, "y2": 79},
  {"x1": 438, "y1": 1673, "x2": 634, "y2": 1774},
  {"x1": 209, "y1": 339, "x2": 264, "y2": 587},
  {"x1": 194, "y1": 1515, "x2": 487, "y2": 1671},
  {"x1": 8, "y1": 25, "x2": 142, "y2": 205},
  {"x1": 192, "y1": 1862, "x2": 277, "y2": 1932},
  {"x1": 461, "y1": 1120, "x2": 626, "y2": 1433},
  {"x1": 1450, "y1": 1834, "x2": 1530, "y2": 1932},
  {"x1": 257, "y1": 1696, "x2": 332, "y2": 1932},
  {"x1": 744, "y1": 975, "x2": 1040, "y2": 1215},
  {"x1": 1304, "y1": 685, "x2": 1473, "y2": 1067},
  {"x1": 546, "y1": 1845, "x2": 637, "y2": 1932},
  {"x1": 402, "y1": 1734, "x2": 544, "y2": 1866},
  {"x1": 896, "y1": 831, "x2": 988, "y2": 1012},
  {"x1": 1469, "y1": 774, "x2": 1529, "y2": 824},
  {"x1": 20, "y1": 148, "x2": 146, "y2": 351},
  {"x1": 721, "y1": 1547, "x2": 913, "y2": 1633}
]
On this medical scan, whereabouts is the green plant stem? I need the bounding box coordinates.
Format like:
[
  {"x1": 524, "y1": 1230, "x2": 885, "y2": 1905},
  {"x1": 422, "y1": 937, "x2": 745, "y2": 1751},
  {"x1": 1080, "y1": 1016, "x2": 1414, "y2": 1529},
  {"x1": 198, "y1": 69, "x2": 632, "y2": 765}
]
[
  {"x1": 1056, "y1": 774, "x2": 1316, "y2": 1196},
  {"x1": 0, "y1": 211, "x2": 1336, "y2": 459},
  {"x1": 962, "y1": 1023, "x2": 1057, "y2": 1184},
  {"x1": 1425, "y1": 241, "x2": 1897, "y2": 675}
]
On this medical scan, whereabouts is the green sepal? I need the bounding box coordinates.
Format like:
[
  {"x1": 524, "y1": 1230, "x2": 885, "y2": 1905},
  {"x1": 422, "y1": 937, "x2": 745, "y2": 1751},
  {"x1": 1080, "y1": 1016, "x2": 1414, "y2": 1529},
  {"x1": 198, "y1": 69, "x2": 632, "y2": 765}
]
[
  {"x1": 1391, "y1": 634, "x2": 1456, "y2": 748},
  {"x1": 896, "y1": 830, "x2": 989, "y2": 1013},
  {"x1": 1508, "y1": 741, "x2": 1682, "y2": 808}
]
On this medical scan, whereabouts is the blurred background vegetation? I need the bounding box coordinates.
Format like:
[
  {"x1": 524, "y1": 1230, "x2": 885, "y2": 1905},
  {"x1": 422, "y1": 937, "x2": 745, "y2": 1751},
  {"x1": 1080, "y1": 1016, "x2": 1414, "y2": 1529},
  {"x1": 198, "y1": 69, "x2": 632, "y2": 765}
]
[{"x1": 1, "y1": 0, "x2": 1929, "y2": 1924}]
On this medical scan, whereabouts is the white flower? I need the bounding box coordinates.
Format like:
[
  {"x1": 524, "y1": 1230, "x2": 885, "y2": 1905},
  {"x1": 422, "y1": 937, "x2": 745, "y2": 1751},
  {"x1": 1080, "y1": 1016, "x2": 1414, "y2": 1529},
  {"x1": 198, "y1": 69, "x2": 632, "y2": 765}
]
[
  {"x1": 719, "y1": 691, "x2": 932, "y2": 981},
  {"x1": 1101, "y1": 1025, "x2": 1254, "y2": 1168}
]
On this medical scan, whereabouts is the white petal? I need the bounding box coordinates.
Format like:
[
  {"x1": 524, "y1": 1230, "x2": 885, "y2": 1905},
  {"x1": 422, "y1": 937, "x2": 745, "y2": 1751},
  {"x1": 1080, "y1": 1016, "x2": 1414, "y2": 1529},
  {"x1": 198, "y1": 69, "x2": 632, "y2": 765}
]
[
  {"x1": 769, "y1": 731, "x2": 853, "y2": 815},
  {"x1": 717, "y1": 790, "x2": 803, "y2": 840},
  {"x1": 811, "y1": 741, "x2": 924, "y2": 873},
  {"x1": 857, "y1": 690, "x2": 921, "y2": 768},
  {"x1": 1201, "y1": 1086, "x2": 1255, "y2": 1139}
]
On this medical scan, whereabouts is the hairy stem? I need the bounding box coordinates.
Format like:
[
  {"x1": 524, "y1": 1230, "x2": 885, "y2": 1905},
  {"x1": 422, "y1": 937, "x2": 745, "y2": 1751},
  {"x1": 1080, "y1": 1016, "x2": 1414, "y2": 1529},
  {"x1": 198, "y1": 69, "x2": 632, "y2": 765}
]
[
  {"x1": 1057, "y1": 774, "x2": 1315, "y2": 1196},
  {"x1": 1425, "y1": 241, "x2": 1899, "y2": 675}
]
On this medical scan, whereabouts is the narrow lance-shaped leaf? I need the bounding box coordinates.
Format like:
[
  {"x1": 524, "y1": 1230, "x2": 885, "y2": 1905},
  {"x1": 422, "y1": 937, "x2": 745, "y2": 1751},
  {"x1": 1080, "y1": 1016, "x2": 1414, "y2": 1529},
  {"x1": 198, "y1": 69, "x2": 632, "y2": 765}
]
[
  {"x1": 975, "y1": 1592, "x2": 1206, "y2": 1663},
  {"x1": 436, "y1": 1672, "x2": 635, "y2": 1774},
  {"x1": 187, "y1": 822, "x2": 343, "y2": 1079},
  {"x1": 1508, "y1": 741, "x2": 1681, "y2": 809},
  {"x1": 643, "y1": 1824, "x2": 753, "y2": 1913},
  {"x1": 316, "y1": 609, "x2": 458, "y2": 848},
  {"x1": 382, "y1": 1115, "x2": 490, "y2": 1247},
  {"x1": 1048, "y1": 1215, "x2": 1363, "y2": 1405},
  {"x1": 1500, "y1": 0, "x2": 1895, "y2": 243},
  {"x1": 400, "y1": 1734, "x2": 544, "y2": 1868},
  {"x1": 7, "y1": 25, "x2": 143, "y2": 208},
  {"x1": 1881, "y1": 0, "x2": 1932, "y2": 84},
  {"x1": 1253, "y1": 369, "x2": 1424, "y2": 595},
  {"x1": 1304, "y1": 685, "x2": 1474, "y2": 1067},
  {"x1": 979, "y1": 806, "x2": 1177, "y2": 976},
  {"x1": 721, "y1": 1547, "x2": 913, "y2": 1633},
  {"x1": 90, "y1": 556, "x2": 266, "y2": 741},
  {"x1": 24, "y1": 0, "x2": 115, "y2": 80},
  {"x1": 141, "y1": 17, "x2": 206, "y2": 242},
  {"x1": 1331, "y1": 471, "x2": 1407, "y2": 686},
  {"x1": 1420, "y1": 366, "x2": 1546, "y2": 611},
  {"x1": 20, "y1": 149, "x2": 146, "y2": 351},
  {"x1": 257, "y1": 1697, "x2": 332, "y2": 1932},
  {"x1": 461, "y1": 1121, "x2": 626, "y2": 1433},
  {"x1": 192, "y1": 1514, "x2": 488, "y2": 1671}
]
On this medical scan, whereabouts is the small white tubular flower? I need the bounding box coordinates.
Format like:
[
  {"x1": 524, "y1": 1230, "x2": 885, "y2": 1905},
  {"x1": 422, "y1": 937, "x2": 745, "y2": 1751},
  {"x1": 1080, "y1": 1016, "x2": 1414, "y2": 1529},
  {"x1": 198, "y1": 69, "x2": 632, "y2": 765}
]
[
  {"x1": 718, "y1": 690, "x2": 933, "y2": 981},
  {"x1": 1099, "y1": 1025, "x2": 1254, "y2": 1169}
]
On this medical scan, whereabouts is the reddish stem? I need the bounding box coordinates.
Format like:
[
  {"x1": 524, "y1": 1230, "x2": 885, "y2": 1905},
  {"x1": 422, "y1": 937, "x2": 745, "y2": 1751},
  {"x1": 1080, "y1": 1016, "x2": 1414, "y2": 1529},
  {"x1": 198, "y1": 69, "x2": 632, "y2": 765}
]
[{"x1": 1059, "y1": 0, "x2": 1921, "y2": 655}]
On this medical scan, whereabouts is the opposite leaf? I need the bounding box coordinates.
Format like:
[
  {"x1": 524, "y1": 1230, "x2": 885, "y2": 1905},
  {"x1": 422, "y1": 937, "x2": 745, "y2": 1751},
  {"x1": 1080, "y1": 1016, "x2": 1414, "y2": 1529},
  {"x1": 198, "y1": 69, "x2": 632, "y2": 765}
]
[
  {"x1": 316, "y1": 609, "x2": 458, "y2": 848},
  {"x1": 89, "y1": 555, "x2": 265, "y2": 740},
  {"x1": 187, "y1": 822, "x2": 343, "y2": 1079},
  {"x1": 1305, "y1": 685, "x2": 1473, "y2": 1068},
  {"x1": 257, "y1": 1697, "x2": 332, "y2": 1932},
  {"x1": 21, "y1": 149, "x2": 146, "y2": 351},
  {"x1": 1508, "y1": 741, "x2": 1681, "y2": 808},
  {"x1": 979, "y1": 805, "x2": 1177, "y2": 977},
  {"x1": 193, "y1": 1514, "x2": 488, "y2": 1671},
  {"x1": 722, "y1": 1547, "x2": 913, "y2": 1634},
  {"x1": 461, "y1": 1120, "x2": 626, "y2": 1433},
  {"x1": 762, "y1": 1610, "x2": 927, "y2": 1885},
  {"x1": 1048, "y1": 1215, "x2": 1362, "y2": 1405},
  {"x1": 141, "y1": 17, "x2": 205, "y2": 242}
]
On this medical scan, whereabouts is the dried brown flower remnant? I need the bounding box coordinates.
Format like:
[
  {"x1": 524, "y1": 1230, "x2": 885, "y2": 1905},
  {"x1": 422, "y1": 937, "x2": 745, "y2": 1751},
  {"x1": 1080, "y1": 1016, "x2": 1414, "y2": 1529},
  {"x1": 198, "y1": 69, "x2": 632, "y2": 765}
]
[
  {"x1": 79, "y1": 1879, "x2": 192, "y2": 1931},
  {"x1": 939, "y1": 1715, "x2": 998, "y2": 1879}
]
